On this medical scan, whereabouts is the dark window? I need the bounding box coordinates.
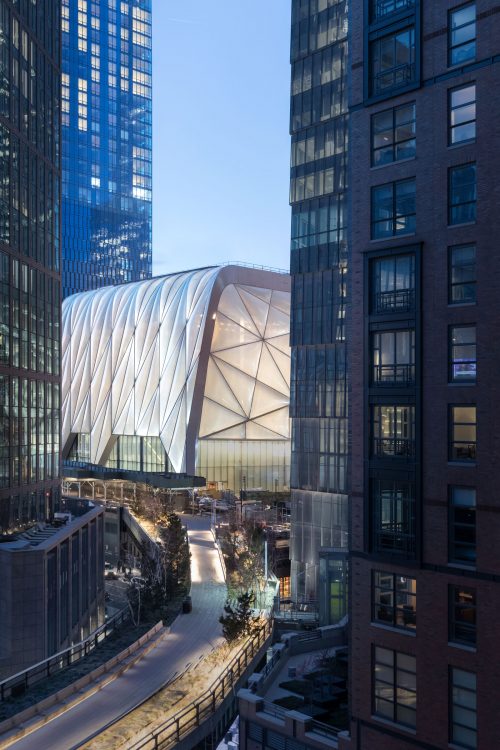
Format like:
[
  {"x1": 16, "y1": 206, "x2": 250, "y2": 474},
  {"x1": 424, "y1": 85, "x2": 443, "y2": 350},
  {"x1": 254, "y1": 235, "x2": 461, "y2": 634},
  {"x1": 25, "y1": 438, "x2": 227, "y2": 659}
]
[
  {"x1": 449, "y1": 245, "x2": 476, "y2": 304},
  {"x1": 449, "y1": 486, "x2": 476, "y2": 565},
  {"x1": 449, "y1": 4, "x2": 476, "y2": 67},
  {"x1": 450, "y1": 668, "x2": 477, "y2": 748},
  {"x1": 449, "y1": 85, "x2": 476, "y2": 145},
  {"x1": 449, "y1": 586, "x2": 476, "y2": 645},
  {"x1": 372, "y1": 179, "x2": 416, "y2": 239},
  {"x1": 372, "y1": 254, "x2": 415, "y2": 313},
  {"x1": 373, "y1": 571, "x2": 416, "y2": 630},
  {"x1": 374, "y1": 647, "x2": 416, "y2": 727},
  {"x1": 372, "y1": 405, "x2": 415, "y2": 457},
  {"x1": 372, "y1": 103, "x2": 416, "y2": 166},
  {"x1": 450, "y1": 406, "x2": 476, "y2": 461},
  {"x1": 372, "y1": 479, "x2": 416, "y2": 556},
  {"x1": 449, "y1": 163, "x2": 476, "y2": 225},
  {"x1": 372, "y1": 329, "x2": 415, "y2": 386},
  {"x1": 450, "y1": 326, "x2": 476, "y2": 382},
  {"x1": 370, "y1": 27, "x2": 416, "y2": 96},
  {"x1": 371, "y1": 0, "x2": 416, "y2": 22}
]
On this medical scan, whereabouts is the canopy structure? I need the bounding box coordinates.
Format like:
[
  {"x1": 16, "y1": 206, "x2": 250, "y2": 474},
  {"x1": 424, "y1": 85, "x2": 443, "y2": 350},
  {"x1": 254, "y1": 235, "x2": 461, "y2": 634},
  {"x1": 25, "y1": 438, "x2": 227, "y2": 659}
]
[{"x1": 62, "y1": 265, "x2": 291, "y2": 491}]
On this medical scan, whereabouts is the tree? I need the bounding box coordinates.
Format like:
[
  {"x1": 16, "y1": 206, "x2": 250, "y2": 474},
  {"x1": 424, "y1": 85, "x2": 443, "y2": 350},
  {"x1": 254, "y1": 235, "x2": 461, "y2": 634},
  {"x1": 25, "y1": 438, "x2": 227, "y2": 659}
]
[{"x1": 219, "y1": 592, "x2": 257, "y2": 643}]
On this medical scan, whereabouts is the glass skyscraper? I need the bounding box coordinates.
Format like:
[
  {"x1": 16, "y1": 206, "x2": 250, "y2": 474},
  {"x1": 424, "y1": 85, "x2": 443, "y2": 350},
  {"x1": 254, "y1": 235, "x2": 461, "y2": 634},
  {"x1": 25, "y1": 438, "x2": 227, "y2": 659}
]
[
  {"x1": 289, "y1": 0, "x2": 349, "y2": 607},
  {"x1": 61, "y1": 0, "x2": 152, "y2": 297},
  {"x1": 0, "y1": 0, "x2": 61, "y2": 532}
]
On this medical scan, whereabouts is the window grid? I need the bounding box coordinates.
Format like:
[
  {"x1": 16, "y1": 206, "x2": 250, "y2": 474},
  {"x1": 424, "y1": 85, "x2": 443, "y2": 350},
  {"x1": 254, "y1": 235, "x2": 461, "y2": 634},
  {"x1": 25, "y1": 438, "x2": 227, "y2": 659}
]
[
  {"x1": 449, "y1": 245, "x2": 476, "y2": 305},
  {"x1": 371, "y1": 254, "x2": 416, "y2": 314},
  {"x1": 373, "y1": 571, "x2": 416, "y2": 630},
  {"x1": 448, "y1": 4, "x2": 476, "y2": 67},
  {"x1": 450, "y1": 668, "x2": 477, "y2": 749},
  {"x1": 372, "y1": 103, "x2": 416, "y2": 167},
  {"x1": 450, "y1": 405, "x2": 476, "y2": 462},
  {"x1": 373, "y1": 647, "x2": 417, "y2": 727},
  {"x1": 449, "y1": 486, "x2": 476, "y2": 565},
  {"x1": 372, "y1": 329, "x2": 415, "y2": 386},
  {"x1": 449, "y1": 325, "x2": 476, "y2": 383},
  {"x1": 370, "y1": 27, "x2": 416, "y2": 97},
  {"x1": 449, "y1": 585, "x2": 476, "y2": 646},
  {"x1": 449, "y1": 163, "x2": 477, "y2": 225},
  {"x1": 372, "y1": 405, "x2": 415, "y2": 458},
  {"x1": 449, "y1": 84, "x2": 476, "y2": 145},
  {"x1": 372, "y1": 179, "x2": 416, "y2": 239},
  {"x1": 371, "y1": 479, "x2": 416, "y2": 557}
]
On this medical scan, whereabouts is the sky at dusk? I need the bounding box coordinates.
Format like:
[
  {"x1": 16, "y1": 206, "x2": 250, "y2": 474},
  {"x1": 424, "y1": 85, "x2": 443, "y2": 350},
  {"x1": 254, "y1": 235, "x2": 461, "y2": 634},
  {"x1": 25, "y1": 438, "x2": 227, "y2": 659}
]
[{"x1": 152, "y1": 0, "x2": 292, "y2": 276}]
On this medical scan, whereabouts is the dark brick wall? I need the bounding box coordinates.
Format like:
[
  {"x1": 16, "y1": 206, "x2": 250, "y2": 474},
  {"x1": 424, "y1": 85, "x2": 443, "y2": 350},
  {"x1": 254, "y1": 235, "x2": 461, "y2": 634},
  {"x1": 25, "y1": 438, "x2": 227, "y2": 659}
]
[{"x1": 348, "y1": 1, "x2": 500, "y2": 748}]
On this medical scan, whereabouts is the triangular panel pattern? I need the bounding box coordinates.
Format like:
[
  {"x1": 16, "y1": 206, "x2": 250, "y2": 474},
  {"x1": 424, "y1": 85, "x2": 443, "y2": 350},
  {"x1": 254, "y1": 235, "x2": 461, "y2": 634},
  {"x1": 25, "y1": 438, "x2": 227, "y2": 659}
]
[
  {"x1": 200, "y1": 283, "x2": 291, "y2": 441},
  {"x1": 62, "y1": 272, "x2": 291, "y2": 473}
]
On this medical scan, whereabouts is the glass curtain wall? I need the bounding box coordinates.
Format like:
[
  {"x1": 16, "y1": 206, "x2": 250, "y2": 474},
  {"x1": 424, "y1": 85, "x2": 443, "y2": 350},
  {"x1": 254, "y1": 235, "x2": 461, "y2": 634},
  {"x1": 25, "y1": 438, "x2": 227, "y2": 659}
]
[
  {"x1": 290, "y1": 0, "x2": 350, "y2": 601},
  {"x1": 0, "y1": 0, "x2": 61, "y2": 533},
  {"x1": 61, "y1": 0, "x2": 152, "y2": 297}
]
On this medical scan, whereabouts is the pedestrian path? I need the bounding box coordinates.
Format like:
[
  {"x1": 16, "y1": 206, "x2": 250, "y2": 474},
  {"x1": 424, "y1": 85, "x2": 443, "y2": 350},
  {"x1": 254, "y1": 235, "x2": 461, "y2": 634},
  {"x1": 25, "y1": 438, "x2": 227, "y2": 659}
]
[{"x1": 2, "y1": 516, "x2": 226, "y2": 750}]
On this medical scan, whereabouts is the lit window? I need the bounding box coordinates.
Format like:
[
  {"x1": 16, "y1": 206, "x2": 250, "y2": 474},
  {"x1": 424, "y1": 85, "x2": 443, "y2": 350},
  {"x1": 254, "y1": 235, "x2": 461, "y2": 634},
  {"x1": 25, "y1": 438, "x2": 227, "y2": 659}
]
[
  {"x1": 450, "y1": 406, "x2": 476, "y2": 462},
  {"x1": 449, "y1": 326, "x2": 476, "y2": 383}
]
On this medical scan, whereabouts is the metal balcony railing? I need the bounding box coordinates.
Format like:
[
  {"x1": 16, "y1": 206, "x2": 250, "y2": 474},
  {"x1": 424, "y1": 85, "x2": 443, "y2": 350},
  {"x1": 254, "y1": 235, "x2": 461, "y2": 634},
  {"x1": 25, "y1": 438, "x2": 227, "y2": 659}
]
[
  {"x1": 372, "y1": 62, "x2": 416, "y2": 96},
  {"x1": 373, "y1": 0, "x2": 415, "y2": 20},
  {"x1": 373, "y1": 364, "x2": 415, "y2": 386},
  {"x1": 374, "y1": 288, "x2": 415, "y2": 314},
  {"x1": 373, "y1": 437, "x2": 415, "y2": 458}
]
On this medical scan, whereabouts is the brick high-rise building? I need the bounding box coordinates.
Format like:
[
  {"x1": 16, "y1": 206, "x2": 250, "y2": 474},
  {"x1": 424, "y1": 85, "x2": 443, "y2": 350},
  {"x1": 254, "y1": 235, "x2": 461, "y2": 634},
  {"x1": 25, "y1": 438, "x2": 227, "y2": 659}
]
[{"x1": 341, "y1": 1, "x2": 500, "y2": 748}]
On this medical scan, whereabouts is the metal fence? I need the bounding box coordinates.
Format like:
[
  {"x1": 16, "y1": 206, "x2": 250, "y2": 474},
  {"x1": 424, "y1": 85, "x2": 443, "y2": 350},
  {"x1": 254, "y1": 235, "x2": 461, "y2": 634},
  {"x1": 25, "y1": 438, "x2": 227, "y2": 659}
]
[
  {"x1": 0, "y1": 607, "x2": 130, "y2": 701},
  {"x1": 128, "y1": 620, "x2": 273, "y2": 750}
]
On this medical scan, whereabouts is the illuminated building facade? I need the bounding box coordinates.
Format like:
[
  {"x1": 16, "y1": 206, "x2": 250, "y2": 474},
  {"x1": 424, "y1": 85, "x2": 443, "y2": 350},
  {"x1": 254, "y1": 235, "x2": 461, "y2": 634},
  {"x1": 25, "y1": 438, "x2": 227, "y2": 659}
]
[
  {"x1": 61, "y1": 0, "x2": 152, "y2": 297},
  {"x1": 62, "y1": 266, "x2": 291, "y2": 492},
  {"x1": 0, "y1": 0, "x2": 62, "y2": 533}
]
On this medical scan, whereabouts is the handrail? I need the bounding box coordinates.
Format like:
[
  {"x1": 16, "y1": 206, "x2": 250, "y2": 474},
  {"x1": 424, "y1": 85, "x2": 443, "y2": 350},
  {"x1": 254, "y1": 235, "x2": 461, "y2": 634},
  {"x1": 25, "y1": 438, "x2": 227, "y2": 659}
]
[
  {"x1": 0, "y1": 606, "x2": 130, "y2": 701},
  {"x1": 127, "y1": 620, "x2": 273, "y2": 750}
]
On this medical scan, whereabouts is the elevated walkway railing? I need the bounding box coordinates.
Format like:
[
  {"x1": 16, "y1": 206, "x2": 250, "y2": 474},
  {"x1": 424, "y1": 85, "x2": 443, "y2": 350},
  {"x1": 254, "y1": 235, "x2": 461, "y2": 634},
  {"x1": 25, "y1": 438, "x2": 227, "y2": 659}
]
[
  {"x1": 127, "y1": 619, "x2": 273, "y2": 750},
  {"x1": 0, "y1": 607, "x2": 130, "y2": 702}
]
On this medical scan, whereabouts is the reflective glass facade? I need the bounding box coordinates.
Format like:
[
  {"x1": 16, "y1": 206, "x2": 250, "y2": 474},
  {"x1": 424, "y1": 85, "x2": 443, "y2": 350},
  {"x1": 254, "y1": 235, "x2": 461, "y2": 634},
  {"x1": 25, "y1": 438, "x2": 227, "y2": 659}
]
[
  {"x1": 0, "y1": 0, "x2": 61, "y2": 533},
  {"x1": 289, "y1": 0, "x2": 349, "y2": 600},
  {"x1": 61, "y1": 0, "x2": 152, "y2": 297}
]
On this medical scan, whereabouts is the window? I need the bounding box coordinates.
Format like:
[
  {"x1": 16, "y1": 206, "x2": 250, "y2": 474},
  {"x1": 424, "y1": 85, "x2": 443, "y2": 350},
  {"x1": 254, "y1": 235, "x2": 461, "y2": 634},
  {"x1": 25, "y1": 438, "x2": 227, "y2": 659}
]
[
  {"x1": 372, "y1": 405, "x2": 415, "y2": 457},
  {"x1": 373, "y1": 572, "x2": 416, "y2": 630},
  {"x1": 449, "y1": 586, "x2": 476, "y2": 645},
  {"x1": 450, "y1": 406, "x2": 476, "y2": 461},
  {"x1": 370, "y1": 27, "x2": 416, "y2": 96},
  {"x1": 372, "y1": 179, "x2": 416, "y2": 239},
  {"x1": 372, "y1": 330, "x2": 415, "y2": 385},
  {"x1": 449, "y1": 486, "x2": 476, "y2": 564},
  {"x1": 449, "y1": 245, "x2": 476, "y2": 304},
  {"x1": 372, "y1": 254, "x2": 415, "y2": 313},
  {"x1": 449, "y1": 85, "x2": 476, "y2": 145},
  {"x1": 372, "y1": 103, "x2": 416, "y2": 166},
  {"x1": 371, "y1": 0, "x2": 415, "y2": 22},
  {"x1": 373, "y1": 647, "x2": 416, "y2": 727},
  {"x1": 450, "y1": 326, "x2": 476, "y2": 382},
  {"x1": 449, "y1": 164, "x2": 476, "y2": 225},
  {"x1": 449, "y1": 4, "x2": 476, "y2": 67},
  {"x1": 372, "y1": 479, "x2": 416, "y2": 556},
  {"x1": 450, "y1": 668, "x2": 477, "y2": 748}
]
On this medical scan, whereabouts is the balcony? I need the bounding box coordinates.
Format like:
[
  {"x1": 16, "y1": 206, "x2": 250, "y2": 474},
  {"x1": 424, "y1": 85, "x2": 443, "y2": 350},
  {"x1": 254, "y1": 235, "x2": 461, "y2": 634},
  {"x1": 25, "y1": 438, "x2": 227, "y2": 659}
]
[
  {"x1": 372, "y1": 0, "x2": 415, "y2": 22},
  {"x1": 371, "y1": 62, "x2": 416, "y2": 97},
  {"x1": 373, "y1": 364, "x2": 415, "y2": 387},
  {"x1": 373, "y1": 288, "x2": 415, "y2": 314},
  {"x1": 373, "y1": 437, "x2": 415, "y2": 458}
]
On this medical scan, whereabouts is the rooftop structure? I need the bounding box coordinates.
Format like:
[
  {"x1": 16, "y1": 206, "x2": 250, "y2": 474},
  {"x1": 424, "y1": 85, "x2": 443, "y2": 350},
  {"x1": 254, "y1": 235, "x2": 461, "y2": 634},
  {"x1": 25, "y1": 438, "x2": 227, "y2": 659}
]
[{"x1": 62, "y1": 265, "x2": 291, "y2": 492}]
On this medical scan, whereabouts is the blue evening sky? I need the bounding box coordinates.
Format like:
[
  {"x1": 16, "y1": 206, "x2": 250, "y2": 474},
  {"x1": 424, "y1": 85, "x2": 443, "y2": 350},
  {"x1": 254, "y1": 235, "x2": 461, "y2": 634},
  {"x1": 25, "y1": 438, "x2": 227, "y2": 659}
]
[{"x1": 152, "y1": 0, "x2": 292, "y2": 276}]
